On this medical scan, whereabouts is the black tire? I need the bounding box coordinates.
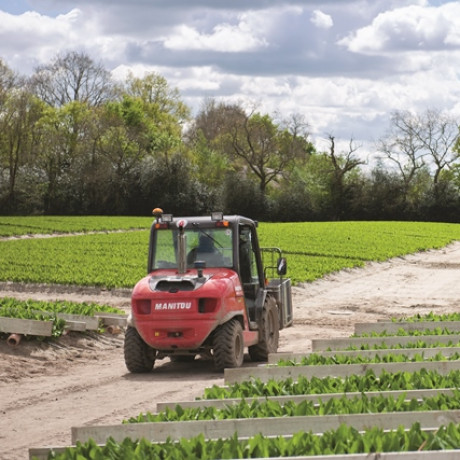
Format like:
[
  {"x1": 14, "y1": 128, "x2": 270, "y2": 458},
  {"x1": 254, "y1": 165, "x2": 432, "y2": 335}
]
[
  {"x1": 213, "y1": 319, "x2": 244, "y2": 371},
  {"x1": 124, "y1": 326, "x2": 156, "y2": 373},
  {"x1": 248, "y1": 296, "x2": 280, "y2": 362}
]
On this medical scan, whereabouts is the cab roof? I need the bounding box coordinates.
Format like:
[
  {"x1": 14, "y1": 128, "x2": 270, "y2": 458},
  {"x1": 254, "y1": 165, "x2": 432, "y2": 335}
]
[{"x1": 155, "y1": 214, "x2": 257, "y2": 228}]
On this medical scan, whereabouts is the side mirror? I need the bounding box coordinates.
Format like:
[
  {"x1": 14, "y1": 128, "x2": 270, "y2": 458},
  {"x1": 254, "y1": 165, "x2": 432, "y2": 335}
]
[{"x1": 277, "y1": 257, "x2": 287, "y2": 276}]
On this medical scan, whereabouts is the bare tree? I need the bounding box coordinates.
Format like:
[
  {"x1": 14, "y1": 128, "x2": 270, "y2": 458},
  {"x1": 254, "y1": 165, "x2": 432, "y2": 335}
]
[
  {"x1": 328, "y1": 135, "x2": 364, "y2": 183},
  {"x1": 377, "y1": 110, "x2": 428, "y2": 201},
  {"x1": 419, "y1": 109, "x2": 459, "y2": 186},
  {"x1": 31, "y1": 51, "x2": 113, "y2": 107},
  {"x1": 326, "y1": 134, "x2": 365, "y2": 220},
  {"x1": 379, "y1": 109, "x2": 459, "y2": 191}
]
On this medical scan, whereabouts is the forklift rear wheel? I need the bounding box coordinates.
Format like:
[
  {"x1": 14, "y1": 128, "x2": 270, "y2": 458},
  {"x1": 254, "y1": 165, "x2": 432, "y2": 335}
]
[
  {"x1": 213, "y1": 318, "x2": 244, "y2": 371},
  {"x1": 248, "y1": 296, "x2": 280, "y2": 362},
  {"x1": 124, "y1": 326, "x2": 156, "y2": 373}
]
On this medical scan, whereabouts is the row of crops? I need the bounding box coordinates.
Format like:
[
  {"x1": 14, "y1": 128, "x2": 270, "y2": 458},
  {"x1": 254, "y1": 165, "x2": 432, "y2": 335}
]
[
  {"x1": 0, "y1": 216, "x2": 153, "y2": 237},
  {"x1": 30, "y1": 313, "x2": 460, "y2": 459},
  {"x1": 2, "y1": 217, "x2": 460, "y2": 286},
  {"x1": 0, "y1": 297, "x2": 126, "y2": 343}
]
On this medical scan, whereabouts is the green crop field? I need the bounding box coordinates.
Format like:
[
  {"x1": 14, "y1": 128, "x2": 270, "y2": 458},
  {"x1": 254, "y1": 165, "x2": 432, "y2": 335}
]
[
  {"x1": 0, "y1": 215, "x2": 152, "y2": 237},
  {"x1": 258, "y1": 221, "x2": 460, "y2": 282},
  {"x1": 1, "y1": 217, "x2": 460, "y2": 288},
  {"x1": 0, "y1": 231, "x2": 149, "y2": 288}
]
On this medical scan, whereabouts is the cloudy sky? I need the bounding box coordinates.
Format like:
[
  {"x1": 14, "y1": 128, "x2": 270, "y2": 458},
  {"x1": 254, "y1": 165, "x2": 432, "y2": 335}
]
[{"x1": 1, "y1": 0, "x2": 459, "y2": 156}]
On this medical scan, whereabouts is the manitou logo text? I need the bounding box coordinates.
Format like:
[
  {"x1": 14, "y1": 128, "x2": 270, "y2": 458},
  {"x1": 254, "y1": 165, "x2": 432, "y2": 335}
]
[{"x1": 154, "y1": 302, "x2": 192, "y2": 310}]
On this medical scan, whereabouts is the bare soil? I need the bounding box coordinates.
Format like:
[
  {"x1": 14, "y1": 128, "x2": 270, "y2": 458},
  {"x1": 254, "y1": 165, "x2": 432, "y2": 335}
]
[{"x1": 1, "y1": 242, "x2": 460, "y2": 459}]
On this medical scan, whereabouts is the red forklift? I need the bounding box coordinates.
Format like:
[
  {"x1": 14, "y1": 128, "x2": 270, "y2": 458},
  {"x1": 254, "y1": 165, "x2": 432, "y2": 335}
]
[{"x1": 124, "y1": 209, "x2": 293, "y2": 372}]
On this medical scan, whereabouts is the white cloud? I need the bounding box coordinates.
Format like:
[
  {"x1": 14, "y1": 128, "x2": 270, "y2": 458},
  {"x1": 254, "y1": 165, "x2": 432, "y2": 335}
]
[
  {"x1": 163, "y1": 21, "x2": 268, "y2": 52},
  {"x1": 162, "y1": 5, "x2": 304, "y2": 54},
  {"x1": 0, "y1": 9, "x2": 81, "y2": 47},
  {"x1": 310, "y1": 10, "x2": 333, "y2": 30},
  {"x1": 0, "y1": 0, "x2": 459, "y2": 152},
  {"x1": 174, "y1": 66, "x2": 227, "y2": 92},
  {"x1": 0, "y1": 8, "x2": 103, "y2": 71},
  {"x1": 338, "y1": 2, "x2": 460, "y2": 54}
]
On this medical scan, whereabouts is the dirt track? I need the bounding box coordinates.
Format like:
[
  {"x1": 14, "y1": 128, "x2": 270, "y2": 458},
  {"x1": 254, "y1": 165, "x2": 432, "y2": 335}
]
[{"x1": 2, "y1": 241, "x2": 460, "y2": 460}]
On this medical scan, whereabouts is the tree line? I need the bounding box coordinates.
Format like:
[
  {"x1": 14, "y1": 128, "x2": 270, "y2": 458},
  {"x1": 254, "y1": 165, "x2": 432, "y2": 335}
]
[{"x1": 1, "y1": 51, "x2": 460, "y2": 222}]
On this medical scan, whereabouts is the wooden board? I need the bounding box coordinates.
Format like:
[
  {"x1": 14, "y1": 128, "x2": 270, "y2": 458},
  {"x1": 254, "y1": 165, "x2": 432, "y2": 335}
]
[
  {"x1": 0, "y1": 316, "x2": 53, "y2": 336},
  {"x1": 268, "y1": 347, "x2": 460, "y2": 364},
  {"x1": 224, "y1": 360, "x2": 460, "y2": 385},
  {"x1": 31, "y1": 309, "x2": 99, "y2": 330},
  {"x1": 57, "y1": 313, "x2": 99, "y2": 330},
  {"x1": 28, "y1": 446, "x2": 460, "y2": 460},
  {"x1": 63, "y1": 321, "x2": 87, "y2": 332},
  {"x1": 355, "y1": 320, "x2": 460, "y2": 335},
  {"x1": 71, "y1": 409, "x2": 460, "y2": 445},
  {"x1": 95, "y1": 313, "x2": 127, "y2": 327},
  {"x1": 311, "y1": 334, "x2": 460, "y2": 351}
]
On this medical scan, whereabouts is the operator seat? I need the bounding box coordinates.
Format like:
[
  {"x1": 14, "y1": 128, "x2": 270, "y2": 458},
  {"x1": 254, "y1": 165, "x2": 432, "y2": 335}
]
[{"x1": 187, "y1": 235, "x2": 225, "y2": 267}]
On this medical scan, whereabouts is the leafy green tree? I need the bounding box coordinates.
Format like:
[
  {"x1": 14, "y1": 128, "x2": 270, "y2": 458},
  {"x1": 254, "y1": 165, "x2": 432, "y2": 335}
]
[
  {"x1": 222, "y1": 109, "x2": 311, "y2": 195},
  {"x1": 185, "y1": 99, "x2": 242, "y2": 191},
  {"x1": 120, "y1": 72, "x2": 190, "y2": 170},
  {"x1": 189, "y1": 130, "x2": 229, "y2": 189},
  {"x1": 91, "y1": 72, "x2": 186, "y2": 213},
  {"x1": 270, "y1": 164, "x2": 317, "y2": 222},
  {"x1": 0, "y1": 82, "x2": 47, "y2": 213},
  {"x1": 286, "y1": 138, "x2": 364, "y2": 221},
  {"x1": 287, "y1": 152, "x2": 333, "y2": 219},
  {"x1": 0, "y1": 59, "x2": 16, "y2": 103},
  {"x1": 29, "y1": 101, "x2": 100, "y2": 213},
  {"x1": 122, "y1": 72, "x2": 189, "y2": 122},
  {"x1": 91, "y1": 96, "x2": 152, "y2": 212},
  {"x1": 188, "y1": 100, "x2": 313, "y2": 209}
]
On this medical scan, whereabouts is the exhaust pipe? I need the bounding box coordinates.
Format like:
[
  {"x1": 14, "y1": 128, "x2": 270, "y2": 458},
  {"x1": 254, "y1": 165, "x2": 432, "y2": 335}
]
[{"x1": 177, "y1": 221, "x2": 187, "y2": 274}]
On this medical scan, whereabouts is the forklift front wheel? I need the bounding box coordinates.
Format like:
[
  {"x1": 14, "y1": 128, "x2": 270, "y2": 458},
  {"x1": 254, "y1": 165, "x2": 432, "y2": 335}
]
[{"x1": 248, "y1": 296, "x2": 280, "y2": 362}]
